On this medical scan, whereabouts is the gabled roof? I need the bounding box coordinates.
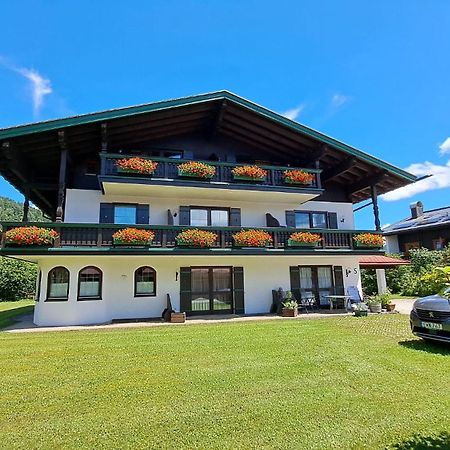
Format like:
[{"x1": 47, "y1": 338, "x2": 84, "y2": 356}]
[
  {"x1": 383, "y1": 205, "x2": 450, "y2": 235},
  {"x1": 0, "y1": 90, "x2": 417, "y2": 215},
  {"x1": 359, "y1": 255, "x2": 410, "y2": 268}
]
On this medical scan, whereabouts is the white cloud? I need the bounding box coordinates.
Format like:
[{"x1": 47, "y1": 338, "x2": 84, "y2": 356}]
[
  {"x1": 381, "y1": 160, "x2": 450, "y2": 201},
  {"x1": 0, "y1": 57, "x2": 52, "y2": 116},
  {"x1": 281, "y1": 104, "x2": 304, "y2": 121},
  {"x1": 439, "y1": 137, "x2": 450, "y2": 155},
  {"x1": 330, "y1": 93, "x2": 350, "y2": 109}
]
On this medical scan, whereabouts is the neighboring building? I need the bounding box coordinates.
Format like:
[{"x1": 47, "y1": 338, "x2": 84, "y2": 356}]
[
  {"x1": 384, "y1": 201, "x2": 450, "y2": 253},
  {"x1": 0, "y1": 91, "x2": 416, "y2": 326}
]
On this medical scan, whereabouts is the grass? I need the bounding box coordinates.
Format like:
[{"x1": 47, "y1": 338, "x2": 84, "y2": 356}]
[
  {"x1": 0, "y1": 313, "x2": 449, "y2": 449},
  {"x1": 386, "y1": 294, "x2": 418, "y2": 300},
  {"x1": 0, "y1": 300, "x2": 34, "y2": 330}
]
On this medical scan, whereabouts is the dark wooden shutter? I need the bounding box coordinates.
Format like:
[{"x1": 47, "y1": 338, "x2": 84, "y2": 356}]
[
  {"x1": 286, "y1": 210, "x2": 296, "y2": 227},
  {"x1": 179, "y1": 267, "x2": 191, "y2": 313},
  {"x1": 136, "y1": 205, "x2": 149, "y2": 224},
  {"x1": 333, "y1": 266, "x2": 345, "y2": 295},
  {"x1": 289, "y1": 266, "x2": 301, "y2": 301},
  {"x1": 229, "y1": 208, "x2": 241, "y2": 226},
  {"x1": 328, "y1": 212, "x2": 338, "y2": 229},
  {"x1": 179, "y1": 206, "x2": 191, "y2": 225},
  {"x1": 233, "y1": 267, "x2": 245, "y2": 314},
  {"x1": 99, "y1": 203, "x2": 114, "y2": 223}
]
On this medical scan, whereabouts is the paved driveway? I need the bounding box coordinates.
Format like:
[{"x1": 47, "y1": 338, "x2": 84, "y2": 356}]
[{"x1": 393, "y1": 299, "x2": 416, "y2": 315}]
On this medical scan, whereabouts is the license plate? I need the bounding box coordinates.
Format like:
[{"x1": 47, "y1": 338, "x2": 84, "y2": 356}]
[{"x1": 421, "y1": 321, "x2": 443, "y2": 330}]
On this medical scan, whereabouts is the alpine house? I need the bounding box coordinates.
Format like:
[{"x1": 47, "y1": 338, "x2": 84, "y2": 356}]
[{"x1": 0, "y1": 91, "x2": 417, "y2": 326}]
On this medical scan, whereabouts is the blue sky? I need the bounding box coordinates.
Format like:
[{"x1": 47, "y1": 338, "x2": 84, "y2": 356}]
[{"x1": 1, "y1": 0, "x2": 450, "y2": 229}]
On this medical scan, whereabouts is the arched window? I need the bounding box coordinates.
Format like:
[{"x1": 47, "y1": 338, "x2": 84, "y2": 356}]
[
  {"x1": 134, "y1": 266, "x2": 156, "y2": 296},
  {"x1": 47, "y1": 267, "x2": 69, "y2": 301},
  {"x1": 78, "y1": 266, "x2": 102, "y2": 300}
]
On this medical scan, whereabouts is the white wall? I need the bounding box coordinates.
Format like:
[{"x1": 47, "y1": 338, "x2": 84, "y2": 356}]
[
  {"x1": 64, "y1": 189, "x2": 355, "y2": 229},
  {"x1": 385, "y1": 235, "x2": 400, "y2": 253},
  {"x1": 34, "y1": 254, "x2": 362, "y2": 326}
]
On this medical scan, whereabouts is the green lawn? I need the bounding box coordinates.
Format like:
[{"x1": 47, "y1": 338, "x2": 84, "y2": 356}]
[
  {"x1": 0, "y1": 300, "x2": 34, "y2": 330},
  {"x1": 0, "y1": 313, "x2": 449, "y2": 449}
]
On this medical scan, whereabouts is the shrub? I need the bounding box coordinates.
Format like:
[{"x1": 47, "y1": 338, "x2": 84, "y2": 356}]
[
  {"x1": 116, "y1": 157, "x2": 158, "y2": 174},
  {"x1": 0, "y1": 257, "x2": 38, "y2": 301},
  {"x1": 283, "y1": 169, "x2": 315, "y2": 184},
  {"x1": 175, "y1": 229, "x2": 218, "y2": 247},
  {"x1": 177, "y1": 161, "x2": 216, "y2": 178},
  {"x1": 4, "y1": 226, "x2": 58, "y2": 246},
  {"x1": 112, "y1": 228, "x2": 155, "y2": 245},
  {"x1": 232, "y1": 229, "x2": 273, "y2": 247}
]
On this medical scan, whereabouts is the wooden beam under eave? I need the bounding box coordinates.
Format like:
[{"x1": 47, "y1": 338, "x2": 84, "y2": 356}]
[
  {"x1": 346, "y1": 171, "x2": 387, "y2": 195},
  {"x1": 56, "y1": 131, "x2": 68, "y2": 222},
  {"x1": 322, "y1": 157, "x2": 356, "y2": 183},
  {"x1": 209, "y1": 100, "x2": 227, "y2": 139}
]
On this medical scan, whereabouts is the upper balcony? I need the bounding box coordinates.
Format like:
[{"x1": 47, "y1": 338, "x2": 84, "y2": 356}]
[{"x1": 99, "y1": 153, "x2": 323, "y2": 203}]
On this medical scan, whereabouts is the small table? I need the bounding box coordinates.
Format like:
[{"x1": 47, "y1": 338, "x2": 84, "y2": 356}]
[{"x1": 325, "y1": 295, "x2": 351, "y2": 311}]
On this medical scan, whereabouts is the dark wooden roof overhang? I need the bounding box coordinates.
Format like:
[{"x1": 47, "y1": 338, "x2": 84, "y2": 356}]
[{"x1": 0, "y1": 91, "x2": 417, "y2": 216}]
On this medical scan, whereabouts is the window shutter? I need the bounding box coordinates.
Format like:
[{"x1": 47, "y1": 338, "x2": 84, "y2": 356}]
[
  {"x1": 286, "y1": 210, "x2": 296, "y2": 227},
  {"x1": 179, "y1": 267, "x2": 192, "y2": 313},
  {"x1": 136, "y1": 204, "x2": 149, "y2": 224},
  {"x1": 229, "y1": 208, "x2": 241, "y2": 227},
  {"x1": 233, "y1": 267, "x2": 245, "y2": 314},
  {"x1": 179, "y1": 206, "x2": 191, "y2": 225},
  {"x1": 328, "y1": 212, "x2": 338, "y2": 229},
  {"x1": 289, "y1": 266, "x2": 301, "y2": 301},
  {"x1": 333, "y1": 266, "x2": 345, "y2": 295},
  {"x1": 99, "y1": 203, "x2": 114, "y2": 223}
]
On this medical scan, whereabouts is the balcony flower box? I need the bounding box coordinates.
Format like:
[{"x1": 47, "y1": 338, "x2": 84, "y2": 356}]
[
  {"x1": 177, "y1": 161, "x2": 216, "y2": 179},
  {"x1": 283, "y1": 169, "x2": 315, "y2": 185},
  {"x1": 175, "y1": 229, "x2": 218, "y2": 248},
  {"x1": 112, "y1": 228, "x2": 155, "y2": 247},
  {"x1": 353, "y1": 233, "x2": 384, "y2": 249},
  {"x1": 232, "y1": 229, "x2": 273, "y2": 248},
  {"x1": 115, "y1": 157, "x2": 158, "y2": 175},
  {"x1": 231, "y1": 165, "x2": 267, "y2": 182},
  {"x1": 287, "y1": 232, "x2": 321, "y2": 248},
  {"x1": 4, "y1": 226, "x2": 58, "y2": 247}
]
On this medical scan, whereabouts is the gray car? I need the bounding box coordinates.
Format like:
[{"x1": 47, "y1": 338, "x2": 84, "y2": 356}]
[{"x1": 410, "y1": 295, "x2": 450, "y2": 344}]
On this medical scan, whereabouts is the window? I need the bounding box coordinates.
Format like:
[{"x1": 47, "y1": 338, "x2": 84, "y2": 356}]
[
  {"x1": 190, "y1": 208, "x2": 229, "y2": 227},
  {"x1": 47, "y1": 267, "x2": 69, "y2": 301},
  {"x1": 78, "y1": 266, "x2": 102, "y2": 300},
  {"x1": 432, "y1": 238, "x2": 445, "y2": 250},
  {"x1": 295, "y1": 211, "x2": 328, "y2": 229},
  {"x1": 114, "y1": 205, "x2": 136, "y2": 224},
  {"x1": 135, "y1": 267, "x2": 156, "y2": 296}
]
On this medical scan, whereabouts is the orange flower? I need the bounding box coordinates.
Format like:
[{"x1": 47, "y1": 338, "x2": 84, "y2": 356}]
[
  {"x1": 112, "y1": 228, "x2": 155, "y2": 245},
  {"x1": 116, "y1": 157, "x2": 158, "y2": 174},
  {"x1": 283, "y1": 170, "x2": 315, "y2": 185},
  {"x1": 232, "y1": 165, "x2": 267, "y2": 179},
  {"x1": 289, "y1": 232, "x2": 321, "y2": 243},
  {"x1": 176, "y1": 229, "x2": 218, "y2": 247},
  {"x1": 353, "y1": 233, "x2": 384, "y2": 247},
  {"x1": 232, "y1": 229, "x2": 273, "y2": 247},
  {"x1": 178, "y1": 161, "x2": 216, "y2": 178},
  {"x1": 4, "y1": 226, "x2": 59, "y2": 246}
]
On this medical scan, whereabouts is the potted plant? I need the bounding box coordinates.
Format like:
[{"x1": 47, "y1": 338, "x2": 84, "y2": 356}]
[
  {"x1": 231, "y1": 165, "x2": 267, "y2": 182},
  {"x1": 288, "y1": 231, "x2": 321, "y2": 247},
  {"x1": 170, "y1": 312, "x2": 186, "y2": 323},
  {"x1": 232, "y1": 229, "x2": 273, "y2": 247},
  {"x1": 281, "y1": 292, "x2": 298, "y2": 317},
  {"x1": 380, "y1": 292, "x2": 395, "y2": 312},
  {"x1": 283, "y1": 169, "x2": 315, "y2": 185},
  {"x1": 112, "y1": 228, "x2": 155, "y2": 246},
  {"x1": 352, "y1": 302, "x2": 369, "y2": 317},
  {"x1": 367, "y1": 295, "x2": 383, "y2": 313},
  {"x1": 4, "y1": 226, "x2": 59, "y2": 247},
  {"x1": 353, "y1": 233, "x2": 384, "y2": 248},
  {"x1": 175, "y1": 229, "x2": 218, "y2": 248},
  {"x1": 115, "y1": 157, "x2": 158, "y2": 175},
  {"x1": 177, "y1": 161, "x2": 216, "y2": 179}
]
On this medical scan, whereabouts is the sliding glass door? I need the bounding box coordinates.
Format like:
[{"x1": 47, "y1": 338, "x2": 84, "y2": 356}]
[{"x1": 297, "y1": 266, "x2": 335, "y2": 307}]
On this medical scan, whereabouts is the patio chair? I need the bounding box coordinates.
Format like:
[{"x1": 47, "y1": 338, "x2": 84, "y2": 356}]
[
  {"x1": 346, "y1": 286, "x2": 363, "y2": 306},
  {"x1": 300, "y1": 291, "x2": 317, "y2": 313}
]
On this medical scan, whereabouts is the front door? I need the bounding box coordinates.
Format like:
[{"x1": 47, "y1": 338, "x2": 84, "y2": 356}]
[
  {"x1": 190, "y1": 267, "x2": 233, "y2": 314},
  {"x1": 298, "y1": 266, "x2": 335, "y2": 308}
]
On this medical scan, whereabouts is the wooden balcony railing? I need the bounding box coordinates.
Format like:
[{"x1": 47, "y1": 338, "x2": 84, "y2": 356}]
[
  {"x1": 0, "y1": 223, "x2": 383, "y2": 252},
  {"x1": 99, "y1": 153, "x2": 322, "y2": 190}
]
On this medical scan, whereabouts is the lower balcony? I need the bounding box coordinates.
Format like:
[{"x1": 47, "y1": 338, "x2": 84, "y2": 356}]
[{"x1": 0, "y1": 223, "x2": 384, "y2": 255}]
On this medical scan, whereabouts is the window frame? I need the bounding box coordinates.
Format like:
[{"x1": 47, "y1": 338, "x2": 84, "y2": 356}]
[
  {"x1": 189, "y1": 206, "x2": 230, "y2": 227},
  {"x1": 46, "y1": 266, "x2": 70, "y2": 302},
  {"x1": 134, "y1": 266, "x2": 157, "y2": 297},
  {"x1": 77, "y1": 266, "x2": 103, "y2": 301},
  {"x1": 114, "y1": 203, "x2": 137, "y2": 225},
  {"x1": 294, "y1": 210, "x2": 329, "y2": 229}
]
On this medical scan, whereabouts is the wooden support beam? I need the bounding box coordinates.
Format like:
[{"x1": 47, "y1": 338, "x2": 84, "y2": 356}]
[
  {"x1": 22, "y1": 187, "x2": 29, "y2": 223},
  {"x1": 346, "y1": 171, "x2": 387, "y2": 195},
  {"x1": 56, "y1": 131, "x2": 68, "y2": 222},
  {"x1": 101, "y1": 122, "x2": 108, "y2": 152},
  {"x1": 371, "y1": 184, "x2": 381, "y2": 231},
  {"x1": 322, "y1": 157, "x2": 356, "y2": 183},
  {"x1": 209, "y1": 100, "x2": 227, "y2": 139}
]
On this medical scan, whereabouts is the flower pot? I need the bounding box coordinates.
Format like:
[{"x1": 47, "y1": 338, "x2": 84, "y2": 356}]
[
  {"x1": 369, "y1": 303, "x2": 382, "y2": 313},
  {"x1": 354, "y1": 241, "x2": 382, "y2": 249},
  {"x1": 284, "y1": 179, "x2": 312, "y2": 186},
  {"x1": 281, "y1": 308, "x2": 298, "y2": 317},
  {"x1": 354, "y1": 310, "x2": 368, "y2": 317},
  {"x1": 287, "y1": 240, "x2": 319, "y2": 248},
  {"x1": 5, "y1": 243, "x2": 53, "y2": 248},
  {"x1": 113, "y1": 242, "x2": 152, "y2": 248},
  {"x1": 386, "y1": 304, "x2": 396, "y2": 312},
  {"x1": 233, "y1": 175, "x2": 266, "y2": 182},
  {"x1": 116, "y1": 167, "x2": 155, "y2": 176},
  {"x1": 170, "y1": 312, "x2": 186, "y2": 323},
  {"x1": 177, "y1": 169, "x2": 214, "y2": 179}
]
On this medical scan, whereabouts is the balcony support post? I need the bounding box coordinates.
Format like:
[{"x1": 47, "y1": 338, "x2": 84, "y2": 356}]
[
  {"x1": 22, "y1": 187, "x2": 29, "y2": 222},
  {"x1": 56, "y1": 131, "x2": 68, "y2": 223},
  {"x1": 371, "y1": 185, "x2": 381, "y2": 231}
]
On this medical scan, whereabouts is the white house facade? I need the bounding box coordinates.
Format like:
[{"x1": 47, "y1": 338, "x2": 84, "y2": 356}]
[{"x1": 0, "y1": 91, "x2": 417, "y2": 326}]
